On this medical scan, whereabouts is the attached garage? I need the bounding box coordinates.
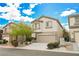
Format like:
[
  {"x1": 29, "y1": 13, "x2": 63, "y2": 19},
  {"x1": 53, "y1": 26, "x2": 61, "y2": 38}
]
[
  {"x1": 36, "y1": 32, "x2": 58, "y2": 43},
  {"x1": 74, "y1": 31, "x2": 79, "y2": 43}
]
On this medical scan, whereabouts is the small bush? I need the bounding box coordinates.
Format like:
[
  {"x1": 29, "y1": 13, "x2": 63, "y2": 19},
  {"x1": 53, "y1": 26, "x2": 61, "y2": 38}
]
[
  {"x1": 11, "y1": 40, "x2": 18, "y2": 47},
  {"x1": 25, "y1": 37, "x2": 33, "y2": 45},
  {"x1": 26, "y1": 37, "x2": 33, "y2": 42},
  {"x1": 64, "y1": 36, "x2": 70, "y2": 42},
  {"x1": 0, "y1": 39, "x2": 8, "y2": 44},
  {"x1": 3, "y1": 39, "x2": 8, "y2": 44},
  {"x1": 47, "y1": 42, "x2": 60, "y2": 49}
]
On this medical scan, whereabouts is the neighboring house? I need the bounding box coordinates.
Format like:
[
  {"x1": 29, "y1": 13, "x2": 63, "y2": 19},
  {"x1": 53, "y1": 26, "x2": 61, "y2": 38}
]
[
  {"x1": 68, "y1": 14, "x2": 79, "y2": 43},
  {"x1": 2, "y1": 22, "x2": 29, "y2": 46},
  {"x1": 2, "y1": 22, "x2": 15, "y2": 41},
  {"x1": 32, "y1": 16, "x2": 63, "y2": 43}
]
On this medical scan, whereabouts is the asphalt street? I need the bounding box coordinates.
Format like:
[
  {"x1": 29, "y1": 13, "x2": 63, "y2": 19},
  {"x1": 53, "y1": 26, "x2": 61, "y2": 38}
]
[{"x1": 0, "y1": 48, "x2": 79, "y2": 56}]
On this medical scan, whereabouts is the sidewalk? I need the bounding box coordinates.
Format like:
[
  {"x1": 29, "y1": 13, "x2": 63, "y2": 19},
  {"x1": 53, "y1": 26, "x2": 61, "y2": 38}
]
[{"x1": 0, "y1": 44, "x2": 14, "y2": 48}]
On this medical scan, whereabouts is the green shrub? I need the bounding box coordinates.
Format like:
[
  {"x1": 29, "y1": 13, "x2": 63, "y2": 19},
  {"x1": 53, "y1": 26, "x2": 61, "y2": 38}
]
[
  {"x1": 47, "y1": 42, "x2": 60, "y2": 49},
  {"x1": 0, "y1": 39, "x2": 8, "y2": 44},
  {"x1": 64, "y1": 36, "x2": 70, "y2": 42},
  {"x1": 3, "y1": 39, "x2": 8, "y2": 44},
  {"x1": 26, "y1": 37, "x2": 33, "y2": 42},
  {"x1": 11, "y1": 40, "x2": 18, "y2": 47}
]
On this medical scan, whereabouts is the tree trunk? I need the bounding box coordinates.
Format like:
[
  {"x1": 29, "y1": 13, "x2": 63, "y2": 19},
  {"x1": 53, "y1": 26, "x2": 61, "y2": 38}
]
[{"x1": 15, "y1": 35, "x2": 18, "y2": 41}]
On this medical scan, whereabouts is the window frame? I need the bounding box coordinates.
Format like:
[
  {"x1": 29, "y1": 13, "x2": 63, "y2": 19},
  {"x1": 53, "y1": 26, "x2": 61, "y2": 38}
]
[
  {"x1": 33, "y1": 23, "x2": 40, "y2": 30},
  {"x1": 46, "y1": 21, "x2": 52, "y2": 28},
  {"x1": 74, "y1": 16, "x2": 79, "y2": 26}
]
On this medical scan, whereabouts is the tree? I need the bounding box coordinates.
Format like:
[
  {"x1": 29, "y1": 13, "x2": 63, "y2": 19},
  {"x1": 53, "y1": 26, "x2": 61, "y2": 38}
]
[
  {"x1": 9, "y1": 24, "x2": 19, "y2": 47},
  {"x1": 17, "y1": 23, "x2": 33, "y2": 44},
  {"x1": 63, "y1": 29, "x2": 70, "y2": 42},
  {"x1": 10, "y1": 24, "x2": 20, "y2": 40},
  {"x1": 9, "y1": 22, "x2": 33, "y2": 46}
]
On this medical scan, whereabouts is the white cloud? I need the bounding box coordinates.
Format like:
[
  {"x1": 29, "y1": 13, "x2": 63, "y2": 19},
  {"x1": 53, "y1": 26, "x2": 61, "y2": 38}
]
[
  {"x1": 23, "y1": 3, "x2": 41, "y2": 15},
  {"x1": 0, "y1": 3, "x2": 21, "y2": 21},
  {"x1": 30, "y1": 3, "x2": 39, "y2": 9},
  {"x1": 0, "y1": 3, "x2": 35, "y2": 23},
  {"x1": 6, "y1": 3, "x2": 21, "y2": 17},
  {"x1": 60, "y1": 9, "x2": 76, "y2": 17},
  {"x1": 20, "y1": 16, "x2": 35, "y2": 22},
  {"x1": 23, "y1": 9, "x2": 35, "y2": 15},
  {"x1": 0, "y1": 13, "x2": 10, "y2": 20},
  {"x1": 0, "y1": 7, "x2": 10, "y2": 12},
  {"x1": 0, "y1": 8, "x2": 21, "y2": 21}
]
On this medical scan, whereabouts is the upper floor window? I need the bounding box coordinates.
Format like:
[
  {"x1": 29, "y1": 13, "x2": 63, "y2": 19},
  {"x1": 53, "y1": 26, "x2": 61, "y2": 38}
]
[
  {"x1": 46, "y1": 21, "x2": 52, "y2": 28},
  {"x1": 74, "y1": 16, "x2": 79, "y2": 25},
  {"x1": 32, "y1": 24, "x2": 35, "y2": 30},
  {"x1": 33, "y1": 23, "x2": 40, "y2": 30},
  {"x1": 36, "y1": 23, "x2": 40, "y2": 29}
]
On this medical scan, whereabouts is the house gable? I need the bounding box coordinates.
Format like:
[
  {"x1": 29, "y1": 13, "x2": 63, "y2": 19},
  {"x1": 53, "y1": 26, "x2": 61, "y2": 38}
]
[
  {"x1": 2, "y1": 22, "x2": 16, "y2": 34},
  {"x1": 2, "y1": 22, "x2": 15, "y2": 29},
  {"x1": 68, "y1": 14, "x2": 79, "y2": 28},
  {"x1": 32, "y1": 16, "x2": 63, "y2": 30}
]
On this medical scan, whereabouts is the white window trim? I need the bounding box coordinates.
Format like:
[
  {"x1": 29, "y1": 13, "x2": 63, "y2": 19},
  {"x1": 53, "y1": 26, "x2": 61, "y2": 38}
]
[{"x1": 46, "y1": 21, "x2": 52, "y2": 28}]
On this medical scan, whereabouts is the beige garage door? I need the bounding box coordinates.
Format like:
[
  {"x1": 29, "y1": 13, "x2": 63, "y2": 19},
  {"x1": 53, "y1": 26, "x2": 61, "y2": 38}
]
[
  {"x1": 37, "y1": 35, "x2": 56, "y2": 43},
  {"x1": 75, "y1": 32, "x2": 79, "y2": 43}
]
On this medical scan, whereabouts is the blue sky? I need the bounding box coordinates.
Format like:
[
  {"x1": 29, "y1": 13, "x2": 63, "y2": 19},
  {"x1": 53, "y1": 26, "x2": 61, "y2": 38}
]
[{"x1": 0, "y1": 3, "x2": 79, "y2": 30}]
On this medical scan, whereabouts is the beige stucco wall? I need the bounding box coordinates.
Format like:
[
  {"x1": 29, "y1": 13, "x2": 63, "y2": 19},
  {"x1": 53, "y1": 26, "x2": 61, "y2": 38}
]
[
  {"x1": 69, "y1": 17, "x2": 75, "y2": 27},
  {"x1": 55, "y1": 21, "x2": 63, "y2": 37},
  {"x1": 2, "y1": 23, "x2": 14, "y2": 43},
  {"x1": 32, "y1": 17, "x2": 63, "y2": 37},
  {"x1": 32, "y1": 18, "x2": 58, "y2": 32},
  {"x1": 3, "y1": 23, "x2": 14, "y2": 34},
  {"x1": 3, "y1": 26, "x2": 10, "y2": 34},
  {"x1": 69, "y1": 16, "x2": 79, "y2": 42},
  {"x1": 39, "y1": 18, "x2": 57, "y2": 32},
  {"x1": 32, "y1": 17, "x2": 63, "y2": 43},
  {"x1": 70, "y1": 28, "x2": 79, "y2": 41}
]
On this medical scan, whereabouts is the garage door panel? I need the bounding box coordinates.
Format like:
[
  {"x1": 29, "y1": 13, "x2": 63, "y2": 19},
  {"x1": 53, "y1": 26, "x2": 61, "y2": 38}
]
[
  {"x1": 37, "y1": 35, "x2": 56, "y2": 43},
  {"x1": 75, "y1": 32, "x2": 79, "y2": 43}
]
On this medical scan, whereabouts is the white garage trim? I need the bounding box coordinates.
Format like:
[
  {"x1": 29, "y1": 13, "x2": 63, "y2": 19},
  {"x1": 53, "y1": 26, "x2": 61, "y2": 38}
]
[{"x1": 37, "y1": 34, "x2": 58, "y2": 43}]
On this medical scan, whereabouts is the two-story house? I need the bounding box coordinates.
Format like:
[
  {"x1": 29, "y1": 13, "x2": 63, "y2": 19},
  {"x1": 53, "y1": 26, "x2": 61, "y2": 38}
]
[
  {"x1": 32, "y1": 16, "x2": 63, "y2": 43},
  {"x1": 68, "y1": 14, "x2": 79, "y2": 43},
  {"x1": 2, "y1": 22, "x2": 15, "y2": 41}
]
